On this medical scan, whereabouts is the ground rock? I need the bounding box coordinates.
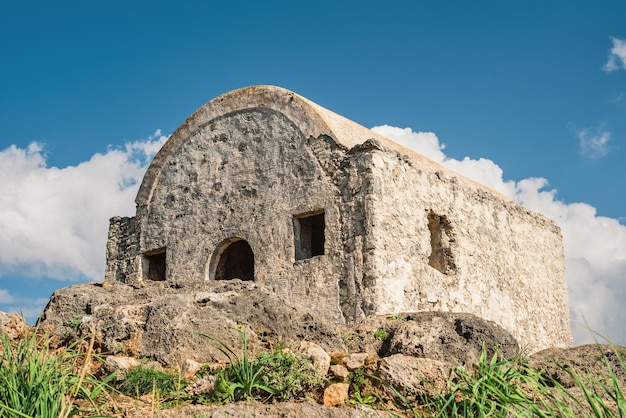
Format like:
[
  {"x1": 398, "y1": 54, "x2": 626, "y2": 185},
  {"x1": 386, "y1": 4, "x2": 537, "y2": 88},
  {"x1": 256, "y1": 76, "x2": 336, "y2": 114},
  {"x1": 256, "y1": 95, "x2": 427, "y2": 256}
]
[
  {"x1": 343, "y1": 352, "x2": 370, "y2": 371},
  {"x1": 103, "y1": 356, "x2": 141, "y2": 380},
  {"x1": 377, "y1": 354, "x2": 454, "y2": 399},
  {"x1": 0, "y1": 312, "x2": 25, "y2": 339},
  {"x1": 529, "y1": 344, "x2": 626, "y2": 389},
  {"x1": 180, "y1": 359, "x2": 204, "y2": 380},
  {"x1": 323, "y1": 383, "x2": 350, "y2": 406},
  {"x1": 131, "y1": 400, "x2": 385, "y2": 417},
  {"x1": 345, "y1": 312, "x2": 519, "y2": 364},
  {"x1": 298, "y1": 341, "x2": 331, "y2": 376},
  {"x1": 329, "y1": 364, "x2": 350, "y2": 381},
  {"x1": 37, "y1": 280, "x2": 345, "y2": 365}
]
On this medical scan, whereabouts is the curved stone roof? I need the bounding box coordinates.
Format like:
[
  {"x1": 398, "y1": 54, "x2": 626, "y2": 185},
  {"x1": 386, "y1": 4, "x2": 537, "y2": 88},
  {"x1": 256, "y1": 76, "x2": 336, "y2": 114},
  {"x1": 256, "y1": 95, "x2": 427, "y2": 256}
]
[{"x1": 136, "y1": 85, "x2": 501, "y2": 206}]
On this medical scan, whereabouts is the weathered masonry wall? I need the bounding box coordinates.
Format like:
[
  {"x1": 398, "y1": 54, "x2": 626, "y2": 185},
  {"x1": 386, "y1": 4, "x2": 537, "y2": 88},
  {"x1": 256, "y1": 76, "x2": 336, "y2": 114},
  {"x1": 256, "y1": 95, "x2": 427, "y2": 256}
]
[
  {"x1": 136, "y1": 109, "x2": 349, "y2": 325},
  {"x1": 360, "y1": 143, "x2": 571, "y2": 352}
]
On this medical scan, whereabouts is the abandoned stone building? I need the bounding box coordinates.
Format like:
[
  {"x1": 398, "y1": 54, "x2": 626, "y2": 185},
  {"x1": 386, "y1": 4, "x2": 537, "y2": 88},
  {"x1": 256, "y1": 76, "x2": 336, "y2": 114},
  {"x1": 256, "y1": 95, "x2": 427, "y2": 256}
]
[{"x1": 105, "y1": 85, "x2": 571, "y2": 352}]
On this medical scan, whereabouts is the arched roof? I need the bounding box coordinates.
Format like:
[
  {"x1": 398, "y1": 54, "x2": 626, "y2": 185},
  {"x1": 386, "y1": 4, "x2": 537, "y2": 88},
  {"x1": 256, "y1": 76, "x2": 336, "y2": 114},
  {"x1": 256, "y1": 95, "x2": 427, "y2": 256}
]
[{"x1": 136, "y1": 85, "x2": 501, "y2": 206}]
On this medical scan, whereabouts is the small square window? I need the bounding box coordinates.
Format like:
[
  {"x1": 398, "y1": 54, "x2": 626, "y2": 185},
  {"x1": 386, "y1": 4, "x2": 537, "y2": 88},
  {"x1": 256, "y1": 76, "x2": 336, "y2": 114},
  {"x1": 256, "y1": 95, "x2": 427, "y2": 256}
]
[
  {"x1": 145, "y1": 249, "x2": 166, "y2": 281},
  {"x1": 294, "y1": 211, "x2": 325, "y2": 260}
]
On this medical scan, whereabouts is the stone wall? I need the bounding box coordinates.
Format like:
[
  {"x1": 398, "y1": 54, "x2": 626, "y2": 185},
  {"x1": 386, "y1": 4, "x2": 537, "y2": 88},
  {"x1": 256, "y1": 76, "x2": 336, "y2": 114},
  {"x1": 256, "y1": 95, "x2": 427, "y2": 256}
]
[{"x1": 360, "y1": 142, "x2": 571, "y2": 351}]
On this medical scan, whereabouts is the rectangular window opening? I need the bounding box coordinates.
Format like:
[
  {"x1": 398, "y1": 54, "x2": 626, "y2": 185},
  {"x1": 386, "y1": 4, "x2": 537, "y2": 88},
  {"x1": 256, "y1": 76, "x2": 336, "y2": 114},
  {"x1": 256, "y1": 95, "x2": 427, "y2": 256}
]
[
  {"x1": 427, "y1": 212, "x2": 456, "y2": 275},
  {"x1": 294, "y1": 211, "x2": 325, "y2": 260},
  {"x1": 145, "y1": 249, "x2": 166, "y2": 281}
]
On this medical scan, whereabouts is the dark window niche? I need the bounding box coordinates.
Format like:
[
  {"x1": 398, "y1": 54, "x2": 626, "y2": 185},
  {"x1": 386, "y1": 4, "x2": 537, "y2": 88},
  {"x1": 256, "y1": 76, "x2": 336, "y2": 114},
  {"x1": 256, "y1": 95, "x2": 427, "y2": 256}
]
[
  {"x1": 146, "y1": 250, "x2": 166, "y2": 281},
  {"x1": 427, "y1": 212, "x2": 456, "y2": 275},
  {"x1": 294, "y1": 211, "x2": 325, "y2": 260}
]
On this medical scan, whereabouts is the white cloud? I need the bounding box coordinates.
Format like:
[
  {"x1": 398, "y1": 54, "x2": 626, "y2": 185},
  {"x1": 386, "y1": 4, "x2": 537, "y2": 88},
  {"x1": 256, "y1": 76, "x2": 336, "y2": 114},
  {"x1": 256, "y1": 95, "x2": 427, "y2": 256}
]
[
  {"x1": 0, "y1": 289, "x2": 14, "y2": 304},
  {"x1": 604, "y1": 37, "x2": 626, "y2": 72},
  {"x1": 0, "y1": 131, "x2": 167, "y2": 281},
  {"x1": 372, "y1": 125, "x2": 626, "y2": 345},
  {"x1": 575, "y1": 126, "x2": 611, "y2": 160}
]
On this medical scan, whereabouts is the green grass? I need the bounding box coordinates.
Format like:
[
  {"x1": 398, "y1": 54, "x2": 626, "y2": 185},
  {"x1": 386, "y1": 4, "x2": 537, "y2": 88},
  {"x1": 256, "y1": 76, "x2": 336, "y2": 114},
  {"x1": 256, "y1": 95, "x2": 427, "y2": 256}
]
[
  {"x1": 117, "y1": 365, "x2": 187, "y2": 401},
  {"x1": 198, "y1": 331, "x2": 324, "y2": 403},
  {"x1": 0, "y1": 329, "x2": 110, "y2": 418}
]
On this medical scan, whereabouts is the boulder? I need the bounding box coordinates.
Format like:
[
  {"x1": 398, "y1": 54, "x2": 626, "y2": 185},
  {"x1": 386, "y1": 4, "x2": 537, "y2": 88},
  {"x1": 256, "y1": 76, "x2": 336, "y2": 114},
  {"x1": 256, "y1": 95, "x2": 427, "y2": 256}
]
[
  {"x1": 298, "y1": 341, "x2": 331, "y2": 376},
  {"x1": 329, "y1": 364, "x2": 350, "y2": 381},
  {"x1": 103, "y1": 355, "x2": 141, "y2": 380},
  {"x1": 529, "y1": 344, "x2": 626, "y2": 389},
  {"x1": 377, "y1": 354, "x2": 454, "y2": 399},
  {"x1": 345, "y1": 312, "x2": 519, "y2": 364}
]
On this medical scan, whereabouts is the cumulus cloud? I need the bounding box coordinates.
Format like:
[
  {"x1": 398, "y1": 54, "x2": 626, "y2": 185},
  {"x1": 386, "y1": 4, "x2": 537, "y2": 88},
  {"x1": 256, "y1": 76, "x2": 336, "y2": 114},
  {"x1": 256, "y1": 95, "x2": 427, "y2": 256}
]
[
  {"x1": 0, "y1": 131, "x2": 167, "y2": 281},
  {"x1": 372, "y1": 125, "x2": 626, "y2": 345},
  {"x1": 574, "y1": 126, "x2": 611, "y2": 160},
  {"x1": 604, "y1": 37, "x2": 626, "y2": 72},
  {"x1": 0, "y1": 289, "x2": 14, "y2": 304}
]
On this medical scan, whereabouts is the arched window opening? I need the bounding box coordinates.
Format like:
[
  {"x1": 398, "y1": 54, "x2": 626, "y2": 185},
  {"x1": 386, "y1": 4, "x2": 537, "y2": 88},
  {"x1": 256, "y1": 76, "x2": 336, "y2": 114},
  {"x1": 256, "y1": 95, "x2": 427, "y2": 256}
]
[
  {"x1": 427, "y1": 212, "x2": 456, "y2": 275},
  {"x1": 210, "y1": 238, "x2": 255, "y2": 281}
]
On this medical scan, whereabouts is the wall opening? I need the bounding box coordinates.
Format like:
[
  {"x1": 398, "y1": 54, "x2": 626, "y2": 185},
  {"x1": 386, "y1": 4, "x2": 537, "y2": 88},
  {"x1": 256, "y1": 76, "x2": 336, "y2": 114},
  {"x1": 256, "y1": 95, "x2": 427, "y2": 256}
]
[
  {"x1": 145, "y1": 249, "x2": 166, "y2": 281},
  {"x1": 210, "y1": 238, "x2": 255, "y2": 281},
  {"x1": 294, "y1": 210, "x2": 325, "y2": 260},
  {"x1": 427, "y1": 212, "x2": 456, "y2": 275}
]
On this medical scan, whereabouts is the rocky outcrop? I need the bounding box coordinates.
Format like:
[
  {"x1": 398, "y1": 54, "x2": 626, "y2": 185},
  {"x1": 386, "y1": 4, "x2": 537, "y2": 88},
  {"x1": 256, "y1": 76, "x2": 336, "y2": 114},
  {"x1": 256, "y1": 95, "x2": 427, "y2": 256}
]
[
  {"x1": 38, "y1": 280, "x2": 345, "y2": 366},
  {"x1": 38, "y1": 280, "x2": 520, "y2": 368}
]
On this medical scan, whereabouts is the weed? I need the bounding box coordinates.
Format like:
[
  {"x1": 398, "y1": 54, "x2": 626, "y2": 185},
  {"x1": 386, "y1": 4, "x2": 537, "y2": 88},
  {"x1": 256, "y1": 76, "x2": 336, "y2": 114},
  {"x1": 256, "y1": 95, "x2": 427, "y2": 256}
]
[
  {"x1": 117, "y1": 366, "x2": 186, "y2": 400},
  {"x1": 256, "y1": 349, "x2": 324, "y2": 401},
  {"x1": 374, "y1": 329, "x2": 389, "y2": 341},
  {"x1": 65, "y1": 315, "x2": 83, "y2": 331},
  {"x1": 198, "y1": 330, "x2": 277, "y2": 402},
  {"x1": 349, "y1": 389, "x2": 379, "y2": 407},
  {"x1": 105, "y1": 339, "x2": 124, "y2": 355},
  {"x1": 347, "y1": 369, "x2": 385, "y2": 409}
]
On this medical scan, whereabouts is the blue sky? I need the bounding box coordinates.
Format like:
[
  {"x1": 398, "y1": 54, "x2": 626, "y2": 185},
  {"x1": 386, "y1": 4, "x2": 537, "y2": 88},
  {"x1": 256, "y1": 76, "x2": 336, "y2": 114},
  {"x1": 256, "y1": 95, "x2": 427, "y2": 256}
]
[{"x1": 1, "y1": 1, "x2": 625, "y2": 345}]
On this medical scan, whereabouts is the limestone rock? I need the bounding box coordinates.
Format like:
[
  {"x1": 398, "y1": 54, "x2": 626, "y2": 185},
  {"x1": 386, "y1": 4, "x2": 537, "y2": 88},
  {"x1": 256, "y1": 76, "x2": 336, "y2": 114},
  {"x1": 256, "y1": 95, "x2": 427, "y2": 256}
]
[
  {"x1": 377, "y1": 354, "x2": 454, "y2": 398},
  {"x1": 38, "y1": 280, "x2": 345, "y2": 366},
  {"x1": 104, "y1": 356, "x2": 141, "y2": 380},
  {"x1": 0, "y1": 312, "x2": 25, "y2": 339},
  {"x1": 329, "y1": 364, "x2": 350, "y2": 381},
  {"x1": 345, "y1": 312, "x2": 519, "y2": 364},
  {"x1": 298, "y1": 341, "x2": 331, "y2": 376},
  {"x1": 529, "y1": 344, "x2": 626, "y2": 389},
  {"x1": 180, "y1": 359, "x2": 204, "y2": 380},
  {"x1": 343, "y1": 352, "x2": 370, "y2": 371},
  {"x1": 323, "y1": 383, "x2": 350, "y2": 407}
]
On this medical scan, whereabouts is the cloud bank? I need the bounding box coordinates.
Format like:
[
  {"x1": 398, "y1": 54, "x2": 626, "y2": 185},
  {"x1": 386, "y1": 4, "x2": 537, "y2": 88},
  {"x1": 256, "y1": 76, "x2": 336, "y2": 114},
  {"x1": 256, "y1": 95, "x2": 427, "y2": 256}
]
[
  {"x1": 1, "y1": 126, "x2": 624, "y2": 344},
  {"x1": 373, "y1": 125, "x2": 626, "y2": 345},
  {"x1": 0, "y1": 131, "x2": 167, "y2": 281}
]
